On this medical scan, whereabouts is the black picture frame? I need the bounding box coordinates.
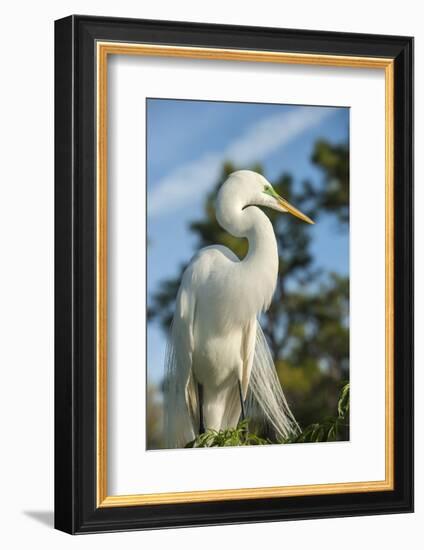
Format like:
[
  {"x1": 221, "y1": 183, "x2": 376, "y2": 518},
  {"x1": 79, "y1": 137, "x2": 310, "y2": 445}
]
[{"x1": 55, "y1": 14, "x2": 414, "y2": 534}]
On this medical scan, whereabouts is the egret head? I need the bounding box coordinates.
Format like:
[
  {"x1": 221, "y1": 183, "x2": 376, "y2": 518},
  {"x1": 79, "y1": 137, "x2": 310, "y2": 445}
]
[{"x1": 221, "y1": 170, "x2": 314, "y2": 224}]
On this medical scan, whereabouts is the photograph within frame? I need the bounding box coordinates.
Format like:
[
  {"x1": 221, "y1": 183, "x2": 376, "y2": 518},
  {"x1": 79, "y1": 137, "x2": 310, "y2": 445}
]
[{"x1": 146, "y1": 97, "x2": 350, "y2": 451}]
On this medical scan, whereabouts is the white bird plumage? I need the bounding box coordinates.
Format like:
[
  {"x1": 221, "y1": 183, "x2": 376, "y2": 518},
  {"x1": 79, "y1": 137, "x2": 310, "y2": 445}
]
[{"x1": 164, "y1": 170, "x2": 314, "y2": 448}]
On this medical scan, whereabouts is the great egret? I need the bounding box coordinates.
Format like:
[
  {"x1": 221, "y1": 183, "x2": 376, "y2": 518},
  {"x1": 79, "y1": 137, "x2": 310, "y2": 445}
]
[{"x1": 164, "y1": 170, "x2": 314, "y2": 448}]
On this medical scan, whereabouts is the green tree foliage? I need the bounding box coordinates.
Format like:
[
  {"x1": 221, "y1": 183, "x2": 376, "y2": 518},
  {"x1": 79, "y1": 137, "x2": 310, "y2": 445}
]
[
  {"x1": 148, "y1": 139, "x2": 349, "y2": 441},
  {"x1": 306, "y1": 139, "x2": 349, "y2": 225}
]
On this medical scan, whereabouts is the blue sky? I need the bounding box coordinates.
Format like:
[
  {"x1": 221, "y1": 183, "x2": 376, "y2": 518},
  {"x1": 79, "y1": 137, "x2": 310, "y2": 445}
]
[{"x1": 147, "y1": 99, "x2": 349, "y2": 384}]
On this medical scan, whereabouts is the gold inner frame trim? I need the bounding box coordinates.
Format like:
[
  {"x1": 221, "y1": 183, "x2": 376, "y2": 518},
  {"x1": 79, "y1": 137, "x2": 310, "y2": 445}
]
[{"x1": 96, "y1": 42, "x2": 395, "y2": 508}]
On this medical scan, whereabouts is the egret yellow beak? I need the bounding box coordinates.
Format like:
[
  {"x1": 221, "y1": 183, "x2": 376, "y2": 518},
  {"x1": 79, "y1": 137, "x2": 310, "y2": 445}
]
[{"x1": 277, "y1": 196, "x2": 315, "y2": 225}]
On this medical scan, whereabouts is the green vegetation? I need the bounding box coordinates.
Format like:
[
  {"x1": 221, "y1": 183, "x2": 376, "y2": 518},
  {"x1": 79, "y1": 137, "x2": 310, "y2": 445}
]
[
  {"x1": 185, "y1": 383, "x2": 349, "y2": 447},
  {"x1": 283, "y1": 382, "x2": 349, "y2": 443},
  {"x1": 185, "y1": 420, "x2": 270, "y2": 448},
  {"x1": 147, "y1": 139, "x2": 350, "y2": 448}
]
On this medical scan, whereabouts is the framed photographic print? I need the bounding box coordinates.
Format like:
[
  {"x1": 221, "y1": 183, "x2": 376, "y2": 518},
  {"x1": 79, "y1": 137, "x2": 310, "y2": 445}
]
[{"x1": 54, "y1": 15, "x2": 414, "y2": 534}]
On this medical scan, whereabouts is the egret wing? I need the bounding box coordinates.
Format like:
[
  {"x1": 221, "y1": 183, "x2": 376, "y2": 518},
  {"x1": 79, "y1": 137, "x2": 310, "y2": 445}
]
[{"x1": 163, "y1": 269, "x2": 198, "y2": 448}]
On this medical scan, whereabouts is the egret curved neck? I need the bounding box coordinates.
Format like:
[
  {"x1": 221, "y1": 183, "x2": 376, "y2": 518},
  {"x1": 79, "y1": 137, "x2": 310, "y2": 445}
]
[{"x1": 216, "y1": 199, "x2": 279, "y2": 305}]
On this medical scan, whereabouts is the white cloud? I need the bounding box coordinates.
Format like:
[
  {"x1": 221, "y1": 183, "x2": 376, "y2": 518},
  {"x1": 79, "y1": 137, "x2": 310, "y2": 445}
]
[
  {"x1": 148, "y1": 153, "x2": 221, "y2": 216},
  {"x1": 148, "y1": 106, "x2": 334, "y2": 217}
]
